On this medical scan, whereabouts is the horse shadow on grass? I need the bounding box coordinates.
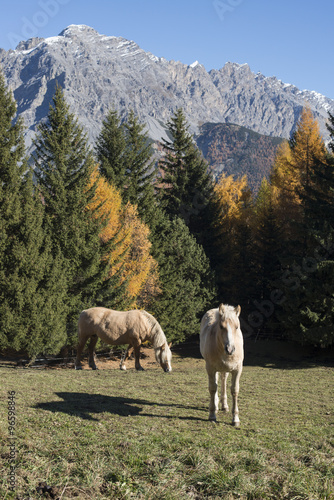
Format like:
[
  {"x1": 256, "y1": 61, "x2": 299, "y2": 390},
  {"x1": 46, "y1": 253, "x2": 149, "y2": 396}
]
[{"x1": 34, "y1": 392, "x2": 209, "y2": 422}]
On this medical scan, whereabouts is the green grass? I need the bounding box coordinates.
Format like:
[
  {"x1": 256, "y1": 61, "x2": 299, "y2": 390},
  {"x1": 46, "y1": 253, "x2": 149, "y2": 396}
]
[{"x1": 0, "y1": 343, "x2": 333, "y2": 499}]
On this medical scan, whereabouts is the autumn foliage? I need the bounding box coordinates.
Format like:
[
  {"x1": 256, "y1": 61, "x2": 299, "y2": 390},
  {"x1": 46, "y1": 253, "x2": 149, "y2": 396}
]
[
  {"x1": 213, "y1": 173, "x2": 252, "y2": 232},
  {"x1": 87, "y1": 167, "x2": 160, "y2": 306},
  {"x1": 270, "y1": 107, "x2": 327, "y2": 231}
]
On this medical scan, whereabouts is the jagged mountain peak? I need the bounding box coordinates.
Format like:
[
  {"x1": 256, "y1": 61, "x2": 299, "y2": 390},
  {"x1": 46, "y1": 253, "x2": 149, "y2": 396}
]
[
  {"x1": 59, "y1": 24, "x2": 99, "y2": 36},
  {"x1": 1, "y1": 24, "x2": 333, "y2": 150},
  {"x1": 15, "y1": 37, "x2": 45, "y2": 52}
]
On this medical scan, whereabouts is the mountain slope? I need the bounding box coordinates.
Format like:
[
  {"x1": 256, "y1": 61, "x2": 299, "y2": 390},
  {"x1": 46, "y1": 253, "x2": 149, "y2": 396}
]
[
  {"x1": 1, "y1": 24, "x2": 333, "y2": 153},
  {"x1": 196, "y1": 123, "x2": 284, "y2": 193}
]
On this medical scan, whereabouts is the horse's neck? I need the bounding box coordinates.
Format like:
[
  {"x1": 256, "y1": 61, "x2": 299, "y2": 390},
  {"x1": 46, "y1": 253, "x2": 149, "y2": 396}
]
[{"x1": 141, "y1": 311, "x2": 165, "y2": 349}]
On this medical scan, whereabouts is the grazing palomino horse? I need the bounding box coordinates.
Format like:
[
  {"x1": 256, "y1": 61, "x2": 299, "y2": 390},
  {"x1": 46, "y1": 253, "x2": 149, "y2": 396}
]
[
  {"x1": 200, "y1": 304, "x2": 244, "y2": 426},
  {"x1": 75, "y1": 307, "x2": 172, "y2": 372}
]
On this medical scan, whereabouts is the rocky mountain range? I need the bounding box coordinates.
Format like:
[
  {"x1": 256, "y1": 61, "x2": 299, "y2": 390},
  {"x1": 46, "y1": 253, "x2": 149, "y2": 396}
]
[{"x1": 1, "y1": 24, "x2": 333, "y2": 188}]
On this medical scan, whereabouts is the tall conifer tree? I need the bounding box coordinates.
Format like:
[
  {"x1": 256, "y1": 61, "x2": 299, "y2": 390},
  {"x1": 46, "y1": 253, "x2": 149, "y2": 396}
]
[
  {"x1": 0, "y1": 73, "x2": 67, "y2": 357},
  {"x1": 150, "y1": 210, "x2": 216, "y2": 343},
  {"x1": 123, "y1": 110, "x2": 157, "y2": 226},
  {"x1": 254, "y1": 178, "x2": 284, "y2": 301},
  {"x1": 33, "y1": 85, "x2": 111, "y2": 341},
  {"x1": 96, "y1": 109, "x2": 158, "y2": 227},
  {"x1": 276, "y1": 112, "x2": 334, "y2": 347},
  {"x1": 95, "y1": 108, "x2": 127, "y2": 191},
  {"x1": 158, "y1": 108, "x2": 215, "y2": 243},
  {"x1": 271, "y1": 107, "x2": 326, "y2": 251}
]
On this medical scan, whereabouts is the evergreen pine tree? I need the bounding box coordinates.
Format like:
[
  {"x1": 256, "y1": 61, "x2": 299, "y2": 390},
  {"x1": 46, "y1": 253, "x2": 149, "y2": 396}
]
[
  {"x1": 96, "y1": 109, "x2": 158, "y2": 228},
  {"x1": 0, "y1": 72, "x2": 67, "y2": 357},
  {"x1": 254, "y1": 178, "x2": 284, "y2": 301},
  {"x1": 150, "y1": 209, "x2": 216, "y2": 343},
  {"x1": 158, "y1": 108, "x2": 215, "y2": 242},
  {"x1": 123, "y1": 110, "x2": 157, "y2": 226},
  {"x1": 211, "y1": 173, "x2": 253, "y2": 303},
  {"x1": 277, "y1": 145, "x2": 334, "y2": 347},
  {"x1": 33, "y1": 85, "x2": 111, "y2": 342},
  {"x1": 232, "y1": 219, "x2": 257, "y2": 314},
  {"x1": 95, "y1": 108, "x2": 127, "y2": 191},
  {"x1": 278, "y1": 255, "x2": 334, "y2": 347}
]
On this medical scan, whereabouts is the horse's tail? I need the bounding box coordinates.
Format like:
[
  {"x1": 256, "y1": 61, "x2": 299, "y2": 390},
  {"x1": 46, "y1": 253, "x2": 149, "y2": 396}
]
[
  {"x1": 77, "y1": 310, "x2": 87, "y2": 341},
  {"x1": 77, "y1": 313, "x2": 82, "y2": 341}
]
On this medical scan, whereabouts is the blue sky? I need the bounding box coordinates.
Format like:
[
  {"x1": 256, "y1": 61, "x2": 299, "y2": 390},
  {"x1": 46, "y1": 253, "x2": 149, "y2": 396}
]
[{"x1": 1, "y1": 0, "x2": 333, "y2": 98}]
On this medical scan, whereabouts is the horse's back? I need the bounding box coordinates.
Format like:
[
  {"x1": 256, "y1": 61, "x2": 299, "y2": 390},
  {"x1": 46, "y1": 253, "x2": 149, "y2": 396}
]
[
  {"x1": 79, "y1": 307, "x2": 112, "y2": 327},
  {"x1": 78, "y1": 307, "x2": 146, "y2": 344}
]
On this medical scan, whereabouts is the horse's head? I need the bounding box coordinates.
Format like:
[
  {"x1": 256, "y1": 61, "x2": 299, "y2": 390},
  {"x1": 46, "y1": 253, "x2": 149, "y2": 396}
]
[
  {"x1": 155, "y1": 342, "x2": 172, "y2": 372},
  {"x1": 218, "y1": 304, "x2": 241, "y2": 356}
]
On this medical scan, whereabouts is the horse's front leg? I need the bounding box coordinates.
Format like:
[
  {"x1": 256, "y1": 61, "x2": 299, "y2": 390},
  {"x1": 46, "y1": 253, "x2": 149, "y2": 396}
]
[
  {"x1": 134, "y1": 342, "x2": 144, "y2": 371},
  {"x1": 207, "y1": 367, "x2": 219, "y2": 421},
  {"x1": 120, "y1": 346, "x2": 134, "y2": 371},
  {"x1": 231, "y1": 368, "x2": 242, "y2": 427},
  {"x1": 221, "y1": 372, "x2": 229, "y2": 413}
]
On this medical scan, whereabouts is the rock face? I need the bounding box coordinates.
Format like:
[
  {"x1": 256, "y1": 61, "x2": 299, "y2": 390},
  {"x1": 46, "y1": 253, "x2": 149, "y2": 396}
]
[{"x1": 1, "y1": 24, "x2": 333, "y2": 150}]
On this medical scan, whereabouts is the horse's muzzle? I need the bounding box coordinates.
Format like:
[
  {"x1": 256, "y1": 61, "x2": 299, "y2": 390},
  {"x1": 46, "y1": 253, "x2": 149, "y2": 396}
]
[{"x1": 225, "y1": 344, "x2": 235, "y2": 356}]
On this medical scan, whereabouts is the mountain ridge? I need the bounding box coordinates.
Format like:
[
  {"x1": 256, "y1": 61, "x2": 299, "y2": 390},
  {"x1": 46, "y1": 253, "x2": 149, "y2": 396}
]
[
  {"x1": 0, "y1": 24, "x2": 333, "y2": 184},
  {"x1": 1, "y1": 25, "x2": 333, "y2": 141}
]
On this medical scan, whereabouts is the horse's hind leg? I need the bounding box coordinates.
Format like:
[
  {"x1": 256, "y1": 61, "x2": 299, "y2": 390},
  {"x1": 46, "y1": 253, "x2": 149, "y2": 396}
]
[
  {"x1": 120, "y1": 346, "x2": 134, "y2": 371},
  {"x1": 88, "y1": 335, "x2": 98, "y2": 370},
  {"x1": 75, "y1": 334, "x2": 87, "y2": 370}
]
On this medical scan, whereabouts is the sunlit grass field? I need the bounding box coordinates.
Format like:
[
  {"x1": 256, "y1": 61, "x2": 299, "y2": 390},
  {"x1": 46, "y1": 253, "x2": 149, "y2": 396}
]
[{"x1": 1, "y1": 341, "x2": 333, "y2": 499}]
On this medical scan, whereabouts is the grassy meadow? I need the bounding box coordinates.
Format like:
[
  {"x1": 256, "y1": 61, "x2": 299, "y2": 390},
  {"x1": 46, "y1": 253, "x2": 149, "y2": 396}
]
[{"x1": 0, "y1": 341, "x2": 333, "y2": 499}]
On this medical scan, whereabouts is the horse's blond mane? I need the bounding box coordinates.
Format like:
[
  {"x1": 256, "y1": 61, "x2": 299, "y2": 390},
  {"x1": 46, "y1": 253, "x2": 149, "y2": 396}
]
[{"x1": 140, "y1": 310, "x2": 166, "y2": 349}]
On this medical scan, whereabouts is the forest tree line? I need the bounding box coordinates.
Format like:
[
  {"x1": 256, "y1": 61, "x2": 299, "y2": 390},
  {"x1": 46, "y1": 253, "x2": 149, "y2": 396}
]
[{"x1": 0, "y1": 71, "x2": 333, "y2": 358}]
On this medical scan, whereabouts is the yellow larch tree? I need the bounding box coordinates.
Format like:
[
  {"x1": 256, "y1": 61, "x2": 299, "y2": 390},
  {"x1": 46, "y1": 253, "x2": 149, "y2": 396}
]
[
  {"x1": 87, "y1": 167, "x2": 159, "y2": 307},
  {"x1": 214, "y1": 173, "x2": 253, "y2": 233},
  {"x1": 270, "y1": 106, "x2": 327, "y2": 235},
  {"x1": 121, "y1": 202, "x2": 160, "y2": 304},
  {"x1": 213, "y1": 173, "x2": 254, "y2": 303}
]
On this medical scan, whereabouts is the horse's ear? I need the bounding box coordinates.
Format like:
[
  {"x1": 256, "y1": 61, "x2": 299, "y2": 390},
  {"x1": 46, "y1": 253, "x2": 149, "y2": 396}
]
[
  {"x1": 235, "y1": 305, "x2": 241, "y2": 317},
  {"x1": 161, "y1": 344, "x2": 166, "y2": 351},
  {"x1": 219, "y1": 304, "x2": 225, "y2": 317},
  {"x1": 168, "y1": 342, "x2": 172, "y2": 348}
]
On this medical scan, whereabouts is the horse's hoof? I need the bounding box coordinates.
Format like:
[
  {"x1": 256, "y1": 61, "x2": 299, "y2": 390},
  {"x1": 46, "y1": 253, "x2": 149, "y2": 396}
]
[
  {"x1": 136, "y1": 367, "x2": 145, "y2": 371},
  {"x1": 120, "y1": 365, "x2": 127, "y2": 371},
  {"x1": 232, "y1": 421, "x2": 240, "y2": 428},
  {"x1": 90, "y1": 366, "x2": 98, "y2": 370},
  {"x1": 75, "y1": 366, "x2": 82, "y2": 370},
  {"x1": 209, "y1": 417, "x2": 217, "y2": 423}
]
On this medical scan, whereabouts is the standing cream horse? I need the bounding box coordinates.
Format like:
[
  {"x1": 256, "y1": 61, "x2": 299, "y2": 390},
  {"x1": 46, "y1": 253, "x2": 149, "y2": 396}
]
[
  {"x1": 200, "y1": 304, "x2": 244, "y2": 426},
  {"x1": 75, "y1": 308, "x2": 172, "y2": 372}
]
